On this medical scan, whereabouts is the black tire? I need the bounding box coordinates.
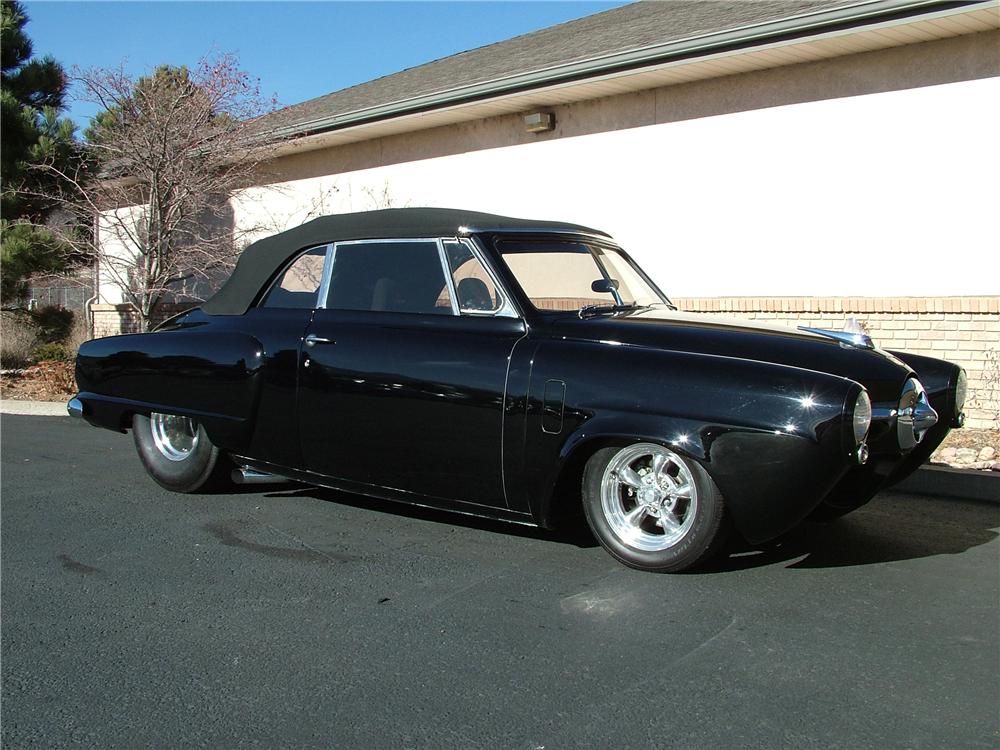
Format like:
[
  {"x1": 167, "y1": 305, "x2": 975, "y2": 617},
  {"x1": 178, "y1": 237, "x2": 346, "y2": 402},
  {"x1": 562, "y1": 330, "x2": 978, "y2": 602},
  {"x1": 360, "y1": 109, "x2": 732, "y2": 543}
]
[
  {"x1": 132, "y1": 413, "x2": 231, "y2": 493},
  {"x1": 582, "y1": 443, "x2": 729, "y2": 573}
]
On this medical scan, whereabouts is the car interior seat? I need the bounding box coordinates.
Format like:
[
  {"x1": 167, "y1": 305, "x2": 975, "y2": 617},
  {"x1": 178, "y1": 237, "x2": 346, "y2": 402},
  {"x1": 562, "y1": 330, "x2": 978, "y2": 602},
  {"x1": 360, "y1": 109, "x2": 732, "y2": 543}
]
[{"x1": 457, "y1": 277, "x2": 493, "y2": 311}]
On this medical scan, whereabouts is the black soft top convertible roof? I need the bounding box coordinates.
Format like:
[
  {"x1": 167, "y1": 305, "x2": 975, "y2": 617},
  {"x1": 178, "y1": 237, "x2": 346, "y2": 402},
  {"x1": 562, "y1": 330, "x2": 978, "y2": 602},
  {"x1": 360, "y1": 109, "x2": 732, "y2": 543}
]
[{"x1": 200, "y1": 207, "x2": 607, "y2": 315}]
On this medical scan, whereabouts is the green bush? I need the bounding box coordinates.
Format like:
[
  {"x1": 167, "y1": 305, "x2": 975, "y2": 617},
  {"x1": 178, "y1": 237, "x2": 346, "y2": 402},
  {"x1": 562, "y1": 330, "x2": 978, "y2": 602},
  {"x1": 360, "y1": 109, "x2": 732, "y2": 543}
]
[
  {"x1": 30, "y1": 342, "x2": 72, "y2": 363},
  {"x1": 31, "y1": 305, "x2": 74, "y2": 344}
]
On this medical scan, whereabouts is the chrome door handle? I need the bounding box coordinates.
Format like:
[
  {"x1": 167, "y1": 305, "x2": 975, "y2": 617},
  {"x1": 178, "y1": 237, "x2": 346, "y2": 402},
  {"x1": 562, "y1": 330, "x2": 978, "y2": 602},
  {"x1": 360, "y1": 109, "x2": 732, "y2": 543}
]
[{"x1": 304, "y1": 334, "x2": 334, "y2": 347}]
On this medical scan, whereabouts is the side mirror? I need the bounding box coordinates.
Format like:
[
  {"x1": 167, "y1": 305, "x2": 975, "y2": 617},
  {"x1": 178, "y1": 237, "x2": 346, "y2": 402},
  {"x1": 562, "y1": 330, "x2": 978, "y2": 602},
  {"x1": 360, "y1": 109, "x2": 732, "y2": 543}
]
[{"x1": 591, "y1": 278, "x2": 620, "y2": 294}]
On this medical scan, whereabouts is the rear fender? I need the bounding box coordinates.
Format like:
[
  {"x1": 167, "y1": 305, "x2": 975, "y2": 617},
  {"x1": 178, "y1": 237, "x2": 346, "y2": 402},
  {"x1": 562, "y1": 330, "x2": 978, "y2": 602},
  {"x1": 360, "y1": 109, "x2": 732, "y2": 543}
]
[{"x1": 74, "y1": 330, "x2": 265, "y2": 450}]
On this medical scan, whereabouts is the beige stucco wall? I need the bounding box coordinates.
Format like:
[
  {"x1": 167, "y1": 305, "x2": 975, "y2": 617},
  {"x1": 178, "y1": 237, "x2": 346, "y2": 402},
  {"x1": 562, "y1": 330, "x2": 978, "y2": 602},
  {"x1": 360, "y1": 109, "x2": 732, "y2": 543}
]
[
  {"x1": 229, "y1": 77, "x2": 1000, "y2": 300},
  {"x1": 223, "y1": 29, "x2": 1000, "y2": 301},
  {"x1": 99, "y1": 30, "x2": 999, "y2": 304},
  {"x1": 266, "y1": 30, "x2": 1000, "y2": 184}
]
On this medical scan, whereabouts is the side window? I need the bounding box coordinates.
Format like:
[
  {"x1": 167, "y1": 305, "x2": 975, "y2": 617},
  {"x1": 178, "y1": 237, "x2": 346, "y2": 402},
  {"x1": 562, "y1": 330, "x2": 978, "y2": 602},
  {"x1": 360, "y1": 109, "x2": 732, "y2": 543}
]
[
  {"x1": 443, "y1": 241, "x2": 502, "y2": 314},
  {"x1": 325, "y1": 241, "x2": 453, "y2": 315},
  {"x1": 260, "y1": 245, "x2": 328, "y2": 309}
]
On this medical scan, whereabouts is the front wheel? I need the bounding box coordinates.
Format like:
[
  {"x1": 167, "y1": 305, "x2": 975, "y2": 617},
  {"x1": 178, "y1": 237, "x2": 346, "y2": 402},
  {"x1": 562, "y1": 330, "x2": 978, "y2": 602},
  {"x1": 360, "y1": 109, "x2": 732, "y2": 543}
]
[
  {"x1": 132, "y1": 412, "x2": 231, "y2": 493},
  {"x1": 582, "y1": 443, "x2": 729, "y2": 573}
]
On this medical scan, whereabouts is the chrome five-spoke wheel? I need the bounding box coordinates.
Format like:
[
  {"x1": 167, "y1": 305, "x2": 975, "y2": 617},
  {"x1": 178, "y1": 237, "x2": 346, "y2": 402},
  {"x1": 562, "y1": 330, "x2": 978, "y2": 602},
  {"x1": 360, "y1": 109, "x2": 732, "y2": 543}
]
[
  {"x1": 601, "y1": 443, "x2": 697, "y2": 552},
  {"x1": 582, "y1": 442, "x2": 728, "y2": 572}
]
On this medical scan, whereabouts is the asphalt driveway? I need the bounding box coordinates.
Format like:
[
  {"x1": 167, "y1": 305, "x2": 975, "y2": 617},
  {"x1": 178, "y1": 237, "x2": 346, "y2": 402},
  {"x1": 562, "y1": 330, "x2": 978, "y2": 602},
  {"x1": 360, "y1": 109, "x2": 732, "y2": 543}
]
[{"x1": 2, "y1": 414, "x2": 998, "y2": 749}]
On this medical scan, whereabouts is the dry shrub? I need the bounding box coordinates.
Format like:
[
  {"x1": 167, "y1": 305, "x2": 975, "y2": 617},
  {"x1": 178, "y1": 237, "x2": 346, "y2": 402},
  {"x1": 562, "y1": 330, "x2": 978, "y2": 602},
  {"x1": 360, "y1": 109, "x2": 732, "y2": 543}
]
[
  {"x1": 66, "y1": 310, "x2": 92, "y2": 355},
  {"x1": 969, "y1": 348, "x2": 1000, "y2": 427},
  {"x1": 1, "y1": 311, "x2": 40, "y2": 369},
  {"x1": 19, "y1": 360, "x2": 76, "y2": 397}
]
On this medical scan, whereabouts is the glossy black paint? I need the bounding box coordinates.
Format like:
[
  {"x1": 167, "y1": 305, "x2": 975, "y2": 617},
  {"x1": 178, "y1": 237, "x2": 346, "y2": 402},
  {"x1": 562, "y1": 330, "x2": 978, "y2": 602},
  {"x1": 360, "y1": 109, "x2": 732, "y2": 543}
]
[
  {"x1": 75, "y1": 327, "x2": 264, "y2": 446},
  {"x1": 298, "y1": 309, "x2": 524, "y2": 507},
  {"x1": 511, "y1": 328, "x2": 863, "y2": 543},
  {"x1": 73, "y1": 222, "x2": 962, "y2": 548}
]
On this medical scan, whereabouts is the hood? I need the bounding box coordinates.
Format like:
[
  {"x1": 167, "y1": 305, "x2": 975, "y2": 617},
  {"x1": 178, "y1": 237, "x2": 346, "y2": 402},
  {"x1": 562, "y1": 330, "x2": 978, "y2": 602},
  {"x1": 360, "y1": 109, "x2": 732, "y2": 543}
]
[{"x1": 546, "y1": 307, "x2": 912, "y2": 403}]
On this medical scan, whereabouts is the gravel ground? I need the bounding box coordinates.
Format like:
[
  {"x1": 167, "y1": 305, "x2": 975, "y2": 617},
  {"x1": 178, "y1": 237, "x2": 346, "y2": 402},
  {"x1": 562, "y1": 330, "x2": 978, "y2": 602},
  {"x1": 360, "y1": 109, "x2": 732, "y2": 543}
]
[{"x1": 932, "y1": 429, "x2": 1000, "y2": 471}]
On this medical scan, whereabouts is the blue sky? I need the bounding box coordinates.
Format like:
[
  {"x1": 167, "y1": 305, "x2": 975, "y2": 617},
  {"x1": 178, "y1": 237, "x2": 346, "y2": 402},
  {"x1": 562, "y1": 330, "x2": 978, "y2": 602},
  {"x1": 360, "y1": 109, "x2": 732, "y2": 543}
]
[{"x1": 24, "y1": 1, "x2": 629, "y2": 132}]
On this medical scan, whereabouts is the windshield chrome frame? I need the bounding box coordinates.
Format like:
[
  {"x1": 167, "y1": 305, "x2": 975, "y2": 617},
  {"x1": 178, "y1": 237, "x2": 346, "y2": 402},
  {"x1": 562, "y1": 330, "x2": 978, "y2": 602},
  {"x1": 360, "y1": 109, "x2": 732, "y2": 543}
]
[{"x1": 491, "y1": 235, "x2": 673, "y2": 315}]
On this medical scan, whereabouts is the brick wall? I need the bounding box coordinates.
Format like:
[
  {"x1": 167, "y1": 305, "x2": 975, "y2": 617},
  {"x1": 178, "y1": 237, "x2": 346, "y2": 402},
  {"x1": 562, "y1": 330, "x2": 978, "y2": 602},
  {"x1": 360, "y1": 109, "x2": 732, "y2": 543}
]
[{"x1": 674, "y1": 296, "x2": 1000, "y2": 429}]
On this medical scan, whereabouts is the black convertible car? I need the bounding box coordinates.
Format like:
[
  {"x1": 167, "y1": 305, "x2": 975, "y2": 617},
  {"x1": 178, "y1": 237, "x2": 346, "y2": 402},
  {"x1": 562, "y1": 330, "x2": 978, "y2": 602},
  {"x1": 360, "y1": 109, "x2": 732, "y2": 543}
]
[{"x1": 70, "y1": 208, "x2": 966, "y2": 572}]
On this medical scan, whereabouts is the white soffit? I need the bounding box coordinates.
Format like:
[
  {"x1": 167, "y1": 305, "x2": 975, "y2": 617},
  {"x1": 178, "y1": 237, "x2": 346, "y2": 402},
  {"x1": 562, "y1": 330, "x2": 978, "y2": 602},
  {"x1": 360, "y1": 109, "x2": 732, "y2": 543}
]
[{"x1": 274, "y1": 3, "x2": 1000, "y2": 157}]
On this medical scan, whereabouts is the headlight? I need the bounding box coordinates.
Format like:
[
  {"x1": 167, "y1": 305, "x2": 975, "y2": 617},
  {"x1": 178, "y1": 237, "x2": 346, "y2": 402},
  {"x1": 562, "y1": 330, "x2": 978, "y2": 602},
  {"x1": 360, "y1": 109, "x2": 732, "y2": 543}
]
[
  {"x1": 853, "y1": 390, "x2": 872, "y2": 445},
  {"x1": 953, "y1": 368, "x2": 968, "y2": 428},
  {"x1": 955, "y1": 369, "x2": 968, "y2": 413}
]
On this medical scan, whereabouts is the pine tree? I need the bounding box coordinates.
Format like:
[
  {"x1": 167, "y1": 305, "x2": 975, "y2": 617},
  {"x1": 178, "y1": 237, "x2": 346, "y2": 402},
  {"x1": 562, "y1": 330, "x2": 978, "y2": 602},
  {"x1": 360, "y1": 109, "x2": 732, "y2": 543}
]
[{"x1": 1, "y1": 0, "x2": 78, "y2": 302}]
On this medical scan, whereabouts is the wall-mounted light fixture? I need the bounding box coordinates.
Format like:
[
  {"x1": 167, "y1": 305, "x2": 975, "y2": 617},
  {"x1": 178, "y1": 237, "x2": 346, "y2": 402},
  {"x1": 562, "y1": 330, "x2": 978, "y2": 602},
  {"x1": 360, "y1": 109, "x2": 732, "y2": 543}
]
[{"x1": 523, "y1": 111, "x2": 555, "y2": 133}]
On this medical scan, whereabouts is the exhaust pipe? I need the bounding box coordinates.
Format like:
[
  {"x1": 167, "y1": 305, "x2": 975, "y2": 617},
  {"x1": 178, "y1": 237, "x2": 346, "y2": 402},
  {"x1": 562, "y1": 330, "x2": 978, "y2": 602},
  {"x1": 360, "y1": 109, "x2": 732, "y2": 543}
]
[{"x1": 231, "y1": 466, "x2": 285, "y2": 485}]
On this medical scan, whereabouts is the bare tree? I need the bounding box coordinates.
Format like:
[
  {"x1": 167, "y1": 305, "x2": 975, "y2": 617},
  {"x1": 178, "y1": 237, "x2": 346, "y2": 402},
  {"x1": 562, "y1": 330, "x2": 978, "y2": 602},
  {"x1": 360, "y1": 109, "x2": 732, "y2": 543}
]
[{"x1": 34, "y1": 54, "x2": 282, "y2": 331}]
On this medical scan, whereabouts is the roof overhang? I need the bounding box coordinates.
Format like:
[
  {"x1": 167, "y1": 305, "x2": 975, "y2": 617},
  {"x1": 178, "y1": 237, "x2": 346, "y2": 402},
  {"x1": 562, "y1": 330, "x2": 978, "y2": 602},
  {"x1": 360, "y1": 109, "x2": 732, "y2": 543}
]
[{"x1": 269, "y1": 0, "x2": 999, "y2": 159}]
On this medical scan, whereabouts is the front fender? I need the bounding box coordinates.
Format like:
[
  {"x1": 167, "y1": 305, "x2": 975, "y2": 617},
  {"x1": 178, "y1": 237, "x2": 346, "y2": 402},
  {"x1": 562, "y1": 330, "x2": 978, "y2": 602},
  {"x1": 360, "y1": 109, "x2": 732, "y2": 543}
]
[
  {"x1": 539, "y1": 412, "x2": 853, "y2": 545},
  {"x1": 519, "y1": 339, "x2": 863, "y2": 543},
  {"x1": 888, "y1": 350, "x2": 964, "y2": 428}
]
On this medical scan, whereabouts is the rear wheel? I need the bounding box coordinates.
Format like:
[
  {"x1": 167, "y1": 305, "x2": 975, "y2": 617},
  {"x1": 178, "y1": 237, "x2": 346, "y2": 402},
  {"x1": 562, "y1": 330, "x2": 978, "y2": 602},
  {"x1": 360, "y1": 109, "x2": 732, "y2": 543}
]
[
  {"x1": 582, "y1": 443, "x2": 729, "y2": 572},
  {"x1": 132, "y1": 412, "x2": 231, "y2": 493}
]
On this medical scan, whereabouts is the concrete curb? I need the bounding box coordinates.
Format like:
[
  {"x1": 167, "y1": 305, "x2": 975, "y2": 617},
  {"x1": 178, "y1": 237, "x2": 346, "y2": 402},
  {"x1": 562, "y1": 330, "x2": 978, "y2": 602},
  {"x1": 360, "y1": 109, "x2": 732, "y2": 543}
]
[
  {"x1": 895, "y1": 465, "x2": 999, "y2": 504},
  {"x1": 1, "y1": 399, "x2": 68, "y2": 417},
  {"x1": 2, "y1": 399, "x2": 997, "y2": 503}
]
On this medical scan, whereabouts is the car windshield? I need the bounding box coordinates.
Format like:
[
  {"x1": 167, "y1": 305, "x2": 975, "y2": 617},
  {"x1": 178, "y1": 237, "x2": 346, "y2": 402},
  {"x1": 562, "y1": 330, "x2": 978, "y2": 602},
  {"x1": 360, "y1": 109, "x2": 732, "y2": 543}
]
[{"x1": 497, "y1": 239, "x2": 667, "y2": 313}]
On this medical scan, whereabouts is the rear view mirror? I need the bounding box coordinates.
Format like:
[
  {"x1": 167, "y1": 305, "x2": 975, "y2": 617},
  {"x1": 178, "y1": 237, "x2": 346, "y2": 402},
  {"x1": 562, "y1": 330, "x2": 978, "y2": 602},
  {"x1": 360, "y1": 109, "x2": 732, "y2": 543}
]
[{"x1": 591, "y1": 278, "x2": 620, "y2": 294}]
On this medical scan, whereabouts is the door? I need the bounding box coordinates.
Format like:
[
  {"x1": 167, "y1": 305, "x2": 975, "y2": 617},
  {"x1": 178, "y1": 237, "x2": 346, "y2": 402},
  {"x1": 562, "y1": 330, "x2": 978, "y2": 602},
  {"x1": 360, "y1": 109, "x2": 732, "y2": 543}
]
[{"x1": 297, "y1": 238, "x2": 525, "y2": 509}]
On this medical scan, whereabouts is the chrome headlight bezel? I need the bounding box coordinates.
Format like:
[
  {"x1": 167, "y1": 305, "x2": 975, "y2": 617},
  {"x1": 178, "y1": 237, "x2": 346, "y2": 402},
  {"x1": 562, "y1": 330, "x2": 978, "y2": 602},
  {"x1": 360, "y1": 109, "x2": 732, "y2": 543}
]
[{"x1": 897, "y1": 377, "x2": 939, "y2": 449}]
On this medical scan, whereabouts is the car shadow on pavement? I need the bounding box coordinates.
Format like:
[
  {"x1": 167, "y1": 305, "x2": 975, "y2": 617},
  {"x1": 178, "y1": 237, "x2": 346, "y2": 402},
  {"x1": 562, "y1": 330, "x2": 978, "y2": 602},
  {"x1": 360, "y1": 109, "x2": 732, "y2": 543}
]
[
  {"x1": 260, "y1": 484, "x2": 999, "y2": 568},
  {"x1": 705, "y1": 492, "x2": 1000, "y2": 572},
  {"x1": 263, "y1": 484, "x2": 601, "y2": 548}
]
